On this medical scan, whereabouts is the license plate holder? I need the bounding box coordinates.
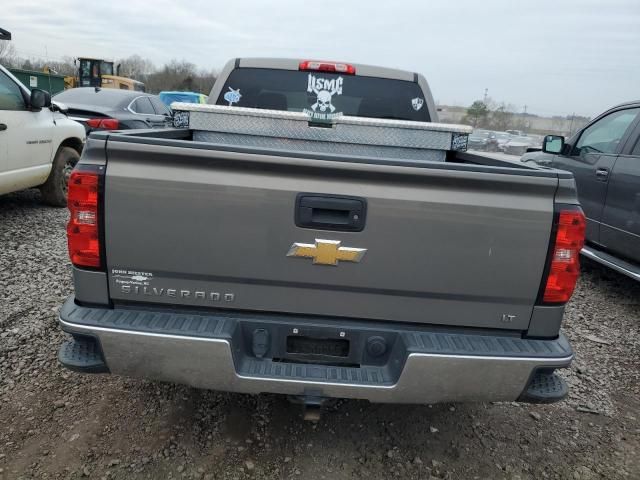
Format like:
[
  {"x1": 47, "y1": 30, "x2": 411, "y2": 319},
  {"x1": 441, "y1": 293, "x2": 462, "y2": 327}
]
[{"x1": 286, "y1": 335, "x2": 350, "y2": 358}]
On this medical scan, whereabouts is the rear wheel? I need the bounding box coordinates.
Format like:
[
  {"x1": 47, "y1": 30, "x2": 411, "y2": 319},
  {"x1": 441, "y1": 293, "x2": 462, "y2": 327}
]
[{"x1": 40, "y1": 146, "x2": 80, "y2": 207}]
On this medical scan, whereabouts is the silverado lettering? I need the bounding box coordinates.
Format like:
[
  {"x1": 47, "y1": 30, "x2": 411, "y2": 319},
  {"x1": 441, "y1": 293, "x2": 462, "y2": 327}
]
[{"x1": 120, "y1": 285, "x2": 234, "y2": 301}]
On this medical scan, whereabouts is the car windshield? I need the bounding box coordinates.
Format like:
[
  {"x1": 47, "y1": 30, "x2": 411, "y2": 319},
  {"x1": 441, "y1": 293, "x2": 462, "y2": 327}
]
[{"x1": 215, "y1": 68, "x2": 431, "y2": 122}]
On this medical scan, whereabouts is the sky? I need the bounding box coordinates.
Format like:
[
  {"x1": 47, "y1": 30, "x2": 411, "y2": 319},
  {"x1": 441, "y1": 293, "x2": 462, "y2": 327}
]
[{"x1": 3, "y1": 0, "x2": 639, "y2": 118}]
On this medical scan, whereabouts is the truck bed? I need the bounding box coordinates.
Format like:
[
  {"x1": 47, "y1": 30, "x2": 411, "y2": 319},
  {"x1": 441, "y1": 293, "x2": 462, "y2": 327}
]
[
  {"x1": 87, "y1": 128, "x2": 574, "y2": 333},
  {"x1": 98, "y1": 127, "x2": 564, "y2": 174}
]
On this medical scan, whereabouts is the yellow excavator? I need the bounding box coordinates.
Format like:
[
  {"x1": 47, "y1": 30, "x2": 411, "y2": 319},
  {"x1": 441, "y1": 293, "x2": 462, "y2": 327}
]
[{"x1": 64, "y1": 58, "x2": 145, "y2": 91}]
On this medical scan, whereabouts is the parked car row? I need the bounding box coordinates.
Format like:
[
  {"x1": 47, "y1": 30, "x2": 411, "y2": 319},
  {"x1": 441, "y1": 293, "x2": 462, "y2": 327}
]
[
  {"x1": 467, "y1": 129, "x2": 493, "y2": 150},
  {"x1": 503, "y1": 135, "x2": 540, "y2": 156},
  {"x1": 467, "y1": 129, "x2": 543, "y2": 155}
]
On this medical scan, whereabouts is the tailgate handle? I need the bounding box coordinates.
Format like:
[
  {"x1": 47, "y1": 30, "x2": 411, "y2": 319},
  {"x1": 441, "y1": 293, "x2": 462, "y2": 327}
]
[{"x1": 295, "y1": 194, "x2": 366, "y2": 232}]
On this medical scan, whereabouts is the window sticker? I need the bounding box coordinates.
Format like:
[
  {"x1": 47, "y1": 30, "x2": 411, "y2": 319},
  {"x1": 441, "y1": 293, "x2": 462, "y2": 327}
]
[
  {"x1": 223, "y1": 87, "x2": 242, "y2": 106},
  {"x1": 412, "y1": 97, "x2": 424, "y2": 111},
  {"x1": 303, "y1": 73, "x2": 344, "y2": 121}
]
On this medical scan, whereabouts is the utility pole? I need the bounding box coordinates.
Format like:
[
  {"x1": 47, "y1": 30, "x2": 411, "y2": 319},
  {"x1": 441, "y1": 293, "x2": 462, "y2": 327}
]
[
  {"x1": 483, "y1": 88, "x2": 488, "y2": 104},
  {"x1": 569, "y1": 112, "x2": 575, "y2": 136},
  {"x1": 521, "y1": 105, "x2": 529, "y2": 133}
]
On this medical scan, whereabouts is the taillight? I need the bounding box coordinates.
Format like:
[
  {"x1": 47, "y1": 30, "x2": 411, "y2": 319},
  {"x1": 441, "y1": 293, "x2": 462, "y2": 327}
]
[
  {"x1": 67, "y1": 164, "x2": 104, "y2": 269},
  {"x1": 540, "y1": 208, "x2": 586, "y2": 304},
  {"x1": 86, "y1": 118, "x2": 119, "y2": 130},
  {"x1": 299, "y1": 60, "x2": 356, "y2": 75}
]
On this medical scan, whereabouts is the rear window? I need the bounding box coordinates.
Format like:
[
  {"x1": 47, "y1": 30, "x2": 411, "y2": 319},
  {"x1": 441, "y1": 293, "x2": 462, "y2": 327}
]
[
  {"x1": 215, "y1": 68, "x2": 430, "y2": 122},
  {"x1": 132, "y1": 96, "x2": 155, "y2": 115},
  {"x1": 54, "y1": 88, "x2": 131, "y2": 108}
]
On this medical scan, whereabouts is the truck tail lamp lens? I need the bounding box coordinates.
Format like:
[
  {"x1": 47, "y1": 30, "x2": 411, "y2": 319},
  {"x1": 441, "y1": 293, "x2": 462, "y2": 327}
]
[
  {"x1": 541, "y1": 209, "x2": 586, "y2": 304},
  {"x1": 299, "y1": 60, "x2": 356, "y2": 75},
  {"x1": 86, "y1": 118, "x2": 119, "y2": 130},
  {"x1": 67, "y1": 165, "x2": 104, "y2": 269}
]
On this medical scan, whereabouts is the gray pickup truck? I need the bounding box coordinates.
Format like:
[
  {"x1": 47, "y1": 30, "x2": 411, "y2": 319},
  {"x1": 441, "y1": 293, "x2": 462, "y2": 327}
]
[
  {"x1": 523, "y1": 101, "x2": 640, "y2": 281},
  {"x1": 58, "y1": 58, "x2": 586, "y2": 413}
]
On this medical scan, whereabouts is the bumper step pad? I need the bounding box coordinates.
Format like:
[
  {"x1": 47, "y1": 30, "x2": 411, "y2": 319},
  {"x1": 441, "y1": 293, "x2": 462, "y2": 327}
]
[
  {"x1": 239, "y1": 358, "x2": 392, "y2": 385},
  {"x1": 58, "y1": 336, "x2": 109, "y2": 374},
  {"x1": 519, "y1": 371, "x2": 568, "y2": 403},
  {"x1": 58, "y1": 297, "x2": 574, "y2": 403}
]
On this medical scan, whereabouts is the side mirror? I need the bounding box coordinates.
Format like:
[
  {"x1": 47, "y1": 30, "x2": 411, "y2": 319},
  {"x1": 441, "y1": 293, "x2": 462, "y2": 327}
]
[
  {"x1": 30, "y1": 88, "x2": 52, "y2": 110},
  {"x1": 542, "y1": 134, "x2": 564, "y2": 154}
]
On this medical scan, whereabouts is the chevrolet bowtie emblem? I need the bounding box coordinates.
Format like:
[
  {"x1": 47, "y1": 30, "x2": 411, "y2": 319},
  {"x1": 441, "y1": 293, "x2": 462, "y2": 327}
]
[{"x1": 287, "y1": 239, "x2": 367, "y2": 266}]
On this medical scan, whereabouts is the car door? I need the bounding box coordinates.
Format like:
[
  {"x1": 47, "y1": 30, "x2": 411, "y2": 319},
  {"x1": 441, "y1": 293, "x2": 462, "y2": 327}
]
[
  {"x1": 0, "y1": 69, "x2": 53, "y2": 193},
  {"x1": 130, "y1": 96, "x2": 165, "y2": 128},
  {"x1": 553, "y1": 107, "x2": 640, "y2": 244},
  {"x1": 599, "y1": 119, "x2": 640, "y2": 263}
]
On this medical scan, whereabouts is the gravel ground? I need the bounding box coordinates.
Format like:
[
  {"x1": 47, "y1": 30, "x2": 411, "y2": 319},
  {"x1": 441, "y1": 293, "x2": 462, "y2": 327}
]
[{"x1": 1, "y1": 189, "x2": 639, "y2": 480}]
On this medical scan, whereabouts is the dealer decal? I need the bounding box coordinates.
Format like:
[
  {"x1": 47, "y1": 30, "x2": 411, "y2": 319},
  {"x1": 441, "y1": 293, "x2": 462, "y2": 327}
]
[{"x1": 111, "y1": 268, "x2": 153, "y2": 287}]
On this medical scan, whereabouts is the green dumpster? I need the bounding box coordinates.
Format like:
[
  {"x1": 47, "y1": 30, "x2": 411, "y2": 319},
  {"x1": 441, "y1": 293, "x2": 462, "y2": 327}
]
[{"x1": 8, "y1": 68, "x2": 66, "y2": 95}]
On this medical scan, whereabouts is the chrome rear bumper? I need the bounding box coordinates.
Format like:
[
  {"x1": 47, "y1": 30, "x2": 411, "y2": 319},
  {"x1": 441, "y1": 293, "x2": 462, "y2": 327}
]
[{"x1": 59, "y1": 298, "x2": 573, "y2": 404}]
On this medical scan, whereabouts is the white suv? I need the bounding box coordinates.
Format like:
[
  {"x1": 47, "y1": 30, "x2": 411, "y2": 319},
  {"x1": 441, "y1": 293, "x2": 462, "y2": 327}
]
[{"x1": 0, "y1": 64, "x2": 86, "y2": 206}]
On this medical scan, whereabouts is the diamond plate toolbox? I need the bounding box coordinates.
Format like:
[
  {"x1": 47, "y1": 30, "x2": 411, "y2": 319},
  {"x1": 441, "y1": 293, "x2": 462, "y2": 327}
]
[{"x1": 171, "y1": 103, "x2": 472, "y2": 161}]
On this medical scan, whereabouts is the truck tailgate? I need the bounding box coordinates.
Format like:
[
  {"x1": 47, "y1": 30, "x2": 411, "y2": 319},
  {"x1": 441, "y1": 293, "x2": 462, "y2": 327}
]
[{"x1": 103, "y1": 140, "x2": 556, "y2": 331}]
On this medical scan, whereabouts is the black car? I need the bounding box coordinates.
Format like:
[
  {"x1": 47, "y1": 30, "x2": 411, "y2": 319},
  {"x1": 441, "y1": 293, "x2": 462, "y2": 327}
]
[{"x1": 53, "y1": 88, "x2": 172, "y2": 133}]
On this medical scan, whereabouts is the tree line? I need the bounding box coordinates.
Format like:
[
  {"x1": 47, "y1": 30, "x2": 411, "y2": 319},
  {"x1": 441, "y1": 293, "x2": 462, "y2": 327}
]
[
  {"x1": 0, "y1": 45, "x2": 217, "y2": 95},
  {"x1": 115, "y1": 55, "x2": 217, "y2": 94},
  {"x1": 460, "y1": 98, "x2": 589, "y2": 135},
  {"x1": 463, "y1": 99, "x2": 535, "y2": 131}
]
